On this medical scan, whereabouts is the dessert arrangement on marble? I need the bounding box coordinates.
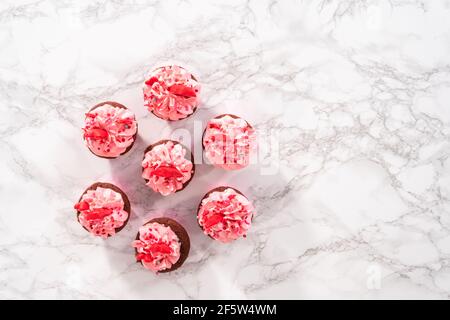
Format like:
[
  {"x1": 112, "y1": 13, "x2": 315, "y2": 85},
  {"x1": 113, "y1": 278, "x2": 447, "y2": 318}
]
[
  {"x1": 3, "y1": 0, "x2": 449, "y2": 300},
  {"x1": 76, "y1": 65, "x2": 256, "y2": 273}
]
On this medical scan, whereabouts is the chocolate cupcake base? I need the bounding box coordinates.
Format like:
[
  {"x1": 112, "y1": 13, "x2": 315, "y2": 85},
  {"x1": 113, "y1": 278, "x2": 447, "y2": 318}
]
[
  {"x1": 197, "y1": 186, "x2": 250, "y2": 240},
  {"x1": 85, "y1": 101, "x2": 138, "y2": 159},
  {"x1": 76, "y1": 182, "x2": 131, "y2": 235},
  {"x1": 202, "y1": 114, "x2": 253, "y2": 169},
  {"x1": 135, "y1": 217, "x2": 190, "y2": 273},
  {"x1": 142, "y1": 139, "x2": 195, "y2": 193}
]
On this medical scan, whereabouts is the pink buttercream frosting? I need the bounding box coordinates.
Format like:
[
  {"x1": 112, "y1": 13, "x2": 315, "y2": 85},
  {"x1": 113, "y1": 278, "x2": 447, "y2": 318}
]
[
  {"x1": 142, "y1": 141, "x2": 194, "y2": 196},
  {"x1": 133, "y1": 222, "x2": 181, "y2": 273},
  {"x1": 203, "y1": 115, "x2": 256, "y2": 170},
  {"x1": 83, "y1": 103, "x2": 137, "y2": 158},
  {"x1": 143, "y1": 65, "x2": 200, "y2": 121},
  {"x1": 74, "y1": 187, "x2": 129, "y2": 238},
  {"x1": 197, "y1": 188, "x2": 255, "y2": 243}
]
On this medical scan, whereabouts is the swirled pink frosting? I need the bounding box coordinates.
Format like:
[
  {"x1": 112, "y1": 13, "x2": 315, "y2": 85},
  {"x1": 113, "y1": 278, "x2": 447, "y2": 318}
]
[
  {"x1": 197, "y1": 188, "x2": 255, "y2": 243},
  {"x1": 133, "y1": 222, "x2": 181, "y2": 273},
  {"x1": 83, "y1": 104, "x2": 137, "y2": 158},
  {"x1": 74, "y1": 187, "x2": 129, "y2": 238},
  {"x1": 143, "y1": 65, "x2": 200, "y2": 121},
  {"x1": 203, "y1": 115, "x2": 256, "y2": 170},
  {"x1": 142, "y1": 141, "x2": 194, "y2": 196}
]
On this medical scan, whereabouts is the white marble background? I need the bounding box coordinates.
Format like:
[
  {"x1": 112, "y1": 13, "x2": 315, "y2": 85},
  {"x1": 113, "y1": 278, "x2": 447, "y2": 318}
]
[{"x1": 0, "y1": 0, "x2": 450, "y2": 300}]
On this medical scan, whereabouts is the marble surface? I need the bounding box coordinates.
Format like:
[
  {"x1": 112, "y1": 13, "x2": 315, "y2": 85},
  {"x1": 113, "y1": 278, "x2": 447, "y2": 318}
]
[{"x1": 1, "y1": 0, "x2": 450, "y2": 300}]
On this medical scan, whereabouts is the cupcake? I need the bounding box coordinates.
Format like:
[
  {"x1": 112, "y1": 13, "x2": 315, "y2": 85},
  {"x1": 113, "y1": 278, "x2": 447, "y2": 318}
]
[
  {"x1": 133, "y1": 217, "x2": 190, "y2": 273},
  {"x1": 143, "y1": 65, "x2": 200, "y2": 121},
  {"x1": 82, "y1": 101, "x2": 138, "y2": 159},
  {"x1": 203, "y1": 114, "x2": 256, "y2": 170},
  {"x1": 74, "y1": 182, "x2": 130, "y2": 238},
  {"x1": 142, "y1": 140, "x2": 195, "y2": 196},
  {"x1": 197, "y1": 186, "x2": 256, "y2": 243}
]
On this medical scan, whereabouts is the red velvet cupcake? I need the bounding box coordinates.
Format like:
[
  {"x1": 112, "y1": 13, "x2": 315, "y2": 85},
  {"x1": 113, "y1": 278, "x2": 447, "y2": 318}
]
[
  {"x1": 133, "y1": 217, "x2": 190, "y2": 273},
  {"x1": 203, "y1": 114, "x2": 256, "y2": 170},
  {"x1": 74, "y1": 182, "x2": 130, "y2": 238},
  {"x1": 143, "y1": 65, "x2": 200, "y2": 121},
  {"x1": 82, "y1": 101, "x2": 138, "y2": 159},
  {"x1": 197, "y1": 186, "x2": 256, "y2": 243},
  {"x1": 142, "y1": 140, "x2": 195, "y2": 196}
]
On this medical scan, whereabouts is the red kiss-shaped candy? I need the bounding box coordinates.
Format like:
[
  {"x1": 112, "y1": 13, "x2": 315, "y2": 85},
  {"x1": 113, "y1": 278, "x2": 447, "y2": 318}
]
[
  {"x1": 150, "y1": 243, "x2": 172, "y2": 254},
  {"x1": 83, "y1": 208, "x2": 113, "y2": 220},
  {"x1": 145, "y1": 77, "x2": 159, "y2": 86},
  {"x1": 74, "y1": 201, "x2": 89, "y2": 211},
  {"x1": 204, "y1": 214, "x2": 224, "y2": 229},
  {"x1": 150, "y1": 165, "x2": 184, "y2": 178},
  {"x1": 208, "y1": 123, "x2": 221, "y2": 130},
  {"x1": 136, "y1": 253, "x2": 154, "y2": 262},
  {"x1": 84, "y1": 128, "x2": 109, "y2": 140},
  {"x1": 168, "y1": 84, "x2": 197, "y2": 98}
]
